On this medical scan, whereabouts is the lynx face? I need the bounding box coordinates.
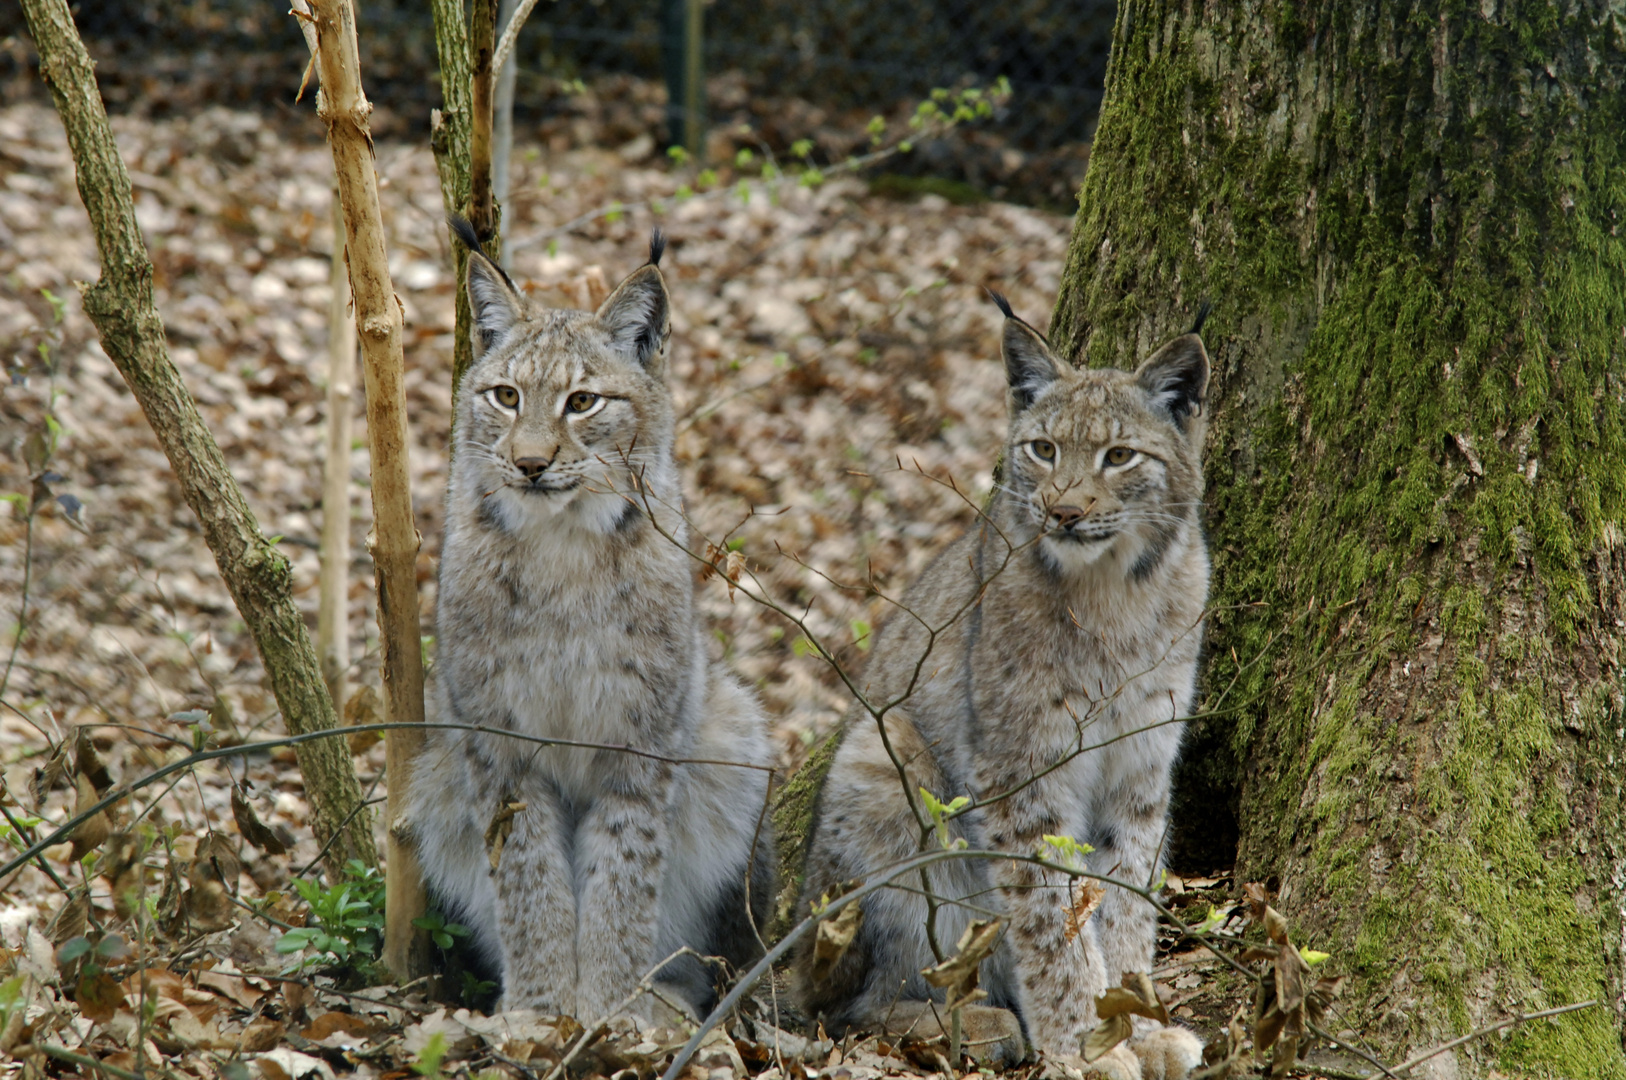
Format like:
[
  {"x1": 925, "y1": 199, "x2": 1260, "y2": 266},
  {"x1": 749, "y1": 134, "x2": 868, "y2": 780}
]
[
  {"x1": 995, "y1": 307, "x2": 1209, "y2": 579},
  {"x1": 453, "y1": 224, "x2": 673, "y2": 534}
]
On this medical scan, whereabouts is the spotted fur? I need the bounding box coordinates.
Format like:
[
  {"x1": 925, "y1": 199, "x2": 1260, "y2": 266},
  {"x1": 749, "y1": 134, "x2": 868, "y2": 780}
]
[
  {"x1": 402, "y1": 223, "x2": 773, "y2": 1020},
  {"x1": 795, "y1": 304, "x2": 1210, "y2": 1074}
]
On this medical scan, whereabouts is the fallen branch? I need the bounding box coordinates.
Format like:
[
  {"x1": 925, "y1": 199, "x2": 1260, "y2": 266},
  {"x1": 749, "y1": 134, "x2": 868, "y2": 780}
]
[{"x1": 18, "y1": 0, "x2": 376, "y2": 876}]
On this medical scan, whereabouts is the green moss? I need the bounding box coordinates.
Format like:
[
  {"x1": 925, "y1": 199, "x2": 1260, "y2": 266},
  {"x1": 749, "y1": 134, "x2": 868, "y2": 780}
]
[
  {"x1": 766, "y1": 728, "x2": 840, "y2": 939},
  {"x1": 1051, "y1": 0, "x2": 1626, "y2": 1070}
]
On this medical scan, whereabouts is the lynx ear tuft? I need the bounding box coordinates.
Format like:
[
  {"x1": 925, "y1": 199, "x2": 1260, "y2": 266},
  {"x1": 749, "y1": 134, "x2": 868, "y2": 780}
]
[
  {"x1": 996, "y1": 298, "x2": 1062, "y2": 411},
  {"x1": 1135, "y1": 334, "x2": 1210, "y2": 428},
  {"x1": 449, "y1": 214, "x2": 524, "y2": 354},
  {"x1": 648, "y1": 227, "x2": 667, "y2": 267},
  {"x1": 986, "y1": 288, "x2": 1016, "y2": 320},
  {"x1": 596, "y1": 263, "x2": 671, "y2": 370},
  {"x1": 1188, "y1": 299, "x2": 1213, "y2": 336}
]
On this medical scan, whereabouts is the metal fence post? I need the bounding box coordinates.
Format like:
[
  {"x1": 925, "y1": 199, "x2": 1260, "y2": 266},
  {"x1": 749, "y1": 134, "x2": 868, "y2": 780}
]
[{"x1": 683, "y1": 0, "x2": 703, "y2": 155}]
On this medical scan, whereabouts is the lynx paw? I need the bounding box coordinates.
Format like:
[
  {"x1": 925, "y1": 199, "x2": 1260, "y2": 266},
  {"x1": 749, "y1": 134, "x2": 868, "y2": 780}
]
[
  {"x1": 1126, "y1": 1025, "x2": 1203, "y2": 1080},
  {"x1": 1042, "y1": 1047, "x2": 1141, "y2": 1080},
  {"x1": 955, "y1": 1004, "x2": 1027, "y2": 1066}
]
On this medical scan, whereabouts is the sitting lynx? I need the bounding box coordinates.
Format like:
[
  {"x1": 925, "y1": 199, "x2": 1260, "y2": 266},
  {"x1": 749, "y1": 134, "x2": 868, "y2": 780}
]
[
  {"x1": 403, "y1": 220, "x2": 773, "y2": 1020},
  {"x1": 795, "y1": 298, "x2": 1209, "y2": 1078}
]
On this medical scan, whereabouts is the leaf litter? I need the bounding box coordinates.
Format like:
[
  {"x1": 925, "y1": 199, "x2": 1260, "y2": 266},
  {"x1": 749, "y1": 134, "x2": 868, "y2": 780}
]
[{"x1": 0, "y1": 86, "x2": 1291, "y2": 1078}]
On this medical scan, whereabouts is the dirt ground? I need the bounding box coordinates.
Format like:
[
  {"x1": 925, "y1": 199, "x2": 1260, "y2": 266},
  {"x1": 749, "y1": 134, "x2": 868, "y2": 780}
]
[{"x1": 0, "y1": 87, "x2": 1291, "y2": 1078}]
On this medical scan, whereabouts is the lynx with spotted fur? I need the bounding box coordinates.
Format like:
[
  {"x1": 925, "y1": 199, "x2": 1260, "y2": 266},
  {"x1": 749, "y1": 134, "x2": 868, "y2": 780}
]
[
  {"x1": 402, "y1": 221, "x2": 773, "y2": 1020},
  {"x1": 795, "y1": 301, "x2": 1210, "y2": 1078}
]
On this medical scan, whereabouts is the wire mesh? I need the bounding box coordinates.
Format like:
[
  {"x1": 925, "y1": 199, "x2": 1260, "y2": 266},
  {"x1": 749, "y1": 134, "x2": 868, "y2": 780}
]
[{"x1": 1, "y1": 0, "x2": 1114, "y2": 206}]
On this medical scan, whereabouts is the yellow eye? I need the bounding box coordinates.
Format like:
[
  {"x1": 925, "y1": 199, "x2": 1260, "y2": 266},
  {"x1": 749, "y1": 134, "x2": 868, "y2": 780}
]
[
  {"x1": 491, "y1": 386, "x2": 519, "y2": 409},
  {"x1": 1030, "y1": 439, "x2": 1056, "y2": 463},
  {"x1": 1105, "y1": 446, "x2": 1134, "y2": 466},
  {"x1": 566, "y1": 391, "x2": 601, "y2": 414}
]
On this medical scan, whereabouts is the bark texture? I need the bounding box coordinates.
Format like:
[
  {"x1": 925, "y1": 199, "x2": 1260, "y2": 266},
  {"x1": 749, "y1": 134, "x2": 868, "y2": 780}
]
[
  {"x1": 20, "y1": 0, "x2": 377, "y2": 876},
  {"x1": 1050, "y1": 0, "x2": 1626, "y2": 1071},
  {"x1": 429, "y1": 0, "x2": 477, "y2": 392},
  {"x1": 303, "y1": 0, "x2": 431, "y2": 980}
]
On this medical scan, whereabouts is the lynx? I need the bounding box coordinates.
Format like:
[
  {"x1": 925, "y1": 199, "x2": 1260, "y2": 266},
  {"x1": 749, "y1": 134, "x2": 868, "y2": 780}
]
[
  {"x1": 403, "y1": 220, "x2": 774, "y2": 1020},
  {"x1": 794, "y1": 298, "x2": 1210, "y2": 1079}
]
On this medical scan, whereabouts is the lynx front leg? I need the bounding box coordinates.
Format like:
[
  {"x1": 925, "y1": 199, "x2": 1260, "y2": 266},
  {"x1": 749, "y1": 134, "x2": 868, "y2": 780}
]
[
  {"x1": 1089, "y1": 763, "x2": 1172, "y2": 983},
  {"x1": 574, "y1": 771, "x2": 671, "y2": 1021},
  {"x1": 981, "y1": 784, "x2": 1107, "y2": 1057},
  {"x1": 495, "y1": 788, "x2": 580, "y2": 1015}
]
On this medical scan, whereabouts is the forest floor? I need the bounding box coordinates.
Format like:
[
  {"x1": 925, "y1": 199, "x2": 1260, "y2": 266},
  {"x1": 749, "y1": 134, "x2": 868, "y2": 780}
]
[{"x1": 0, "y1": 86, "x2": 1282, "y2": 1078}]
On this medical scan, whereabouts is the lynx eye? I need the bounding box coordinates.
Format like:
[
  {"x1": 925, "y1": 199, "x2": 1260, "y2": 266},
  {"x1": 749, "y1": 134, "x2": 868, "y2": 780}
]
[
  {"x1": 565, "y1": 391, "x2": 602, "y2": 415},
  {"x1": 489, "y1": 385, "x2": 520, "y2": 410},
  {"x1": 1104, "y1": 446, "x2": 1135, "y2": 466},
  {"x1": 1028, "y1": 439, "x2": 1057, "y2": 464}
]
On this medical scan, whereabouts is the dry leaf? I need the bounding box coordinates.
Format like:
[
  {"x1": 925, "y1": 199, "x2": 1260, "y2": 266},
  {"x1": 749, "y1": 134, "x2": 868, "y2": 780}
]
[
  {"x1": 75, "y1": 970, "x2": 127, "y2": 1023},
  {"x1": 810, "y1": 895, "x2": 864, "y2": 984},
  {"x1": 1081, "y1": 1013, "x2": 1132, "y2": 1063},
  {"x1": 46, "y1": 892, "x2": 90, "y2": 945},
  {"x1": 1241, "y1": 881, "x2": 1271, "y2": 923},
  {"x1": 241, "y1": 1017, "x2": 286, "y2": 1053},
  {"x1": 303, "y1": 1011, "x2": 378, "y2": 1040},
  {"x1": 68, "y1": 772, "x2": 112, "y2": 862},
  {"x1": 1063, "y1": 880, "x2": 1105, "y2": 944},
  {"x1": 1095, "y1": 971, "x2": 1168, "y2": 1025},
  {"x1": 196, "y1": 964, "x2": 266, "y2": 1009},
  {"x1": 232, "y1": 785, "x2": 288, "y2": 855},
  {"x1": 74, "y1": 726, "x2": 111, "y2": 792},
  {"x1": 484, "y1": 799, "x2": 527, "y2": 871},
  {"x1": 343, "y1": 684, "x2": 383, "y2": 754},
  {"x1": 920, "y1": 917, "x2": 1003, "y2": 1010},
  {"x1": 31, "y1": 740, "x2": 71, "y2": 807}
]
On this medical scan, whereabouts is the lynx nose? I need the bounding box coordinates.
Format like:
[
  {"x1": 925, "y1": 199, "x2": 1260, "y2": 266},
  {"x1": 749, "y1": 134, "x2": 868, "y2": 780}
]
[
  {"x1": 514, "y1": 457, "x2": 551, "y2": 481},
  {"x1": 1050, "y1": 504, "x2": 1088, "y2": 529}
]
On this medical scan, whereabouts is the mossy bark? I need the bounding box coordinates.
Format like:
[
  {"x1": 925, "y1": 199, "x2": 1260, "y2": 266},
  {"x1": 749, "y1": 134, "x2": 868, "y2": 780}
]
[
  {"x1": 1050, "y1": 0, "x2": 1626, "y2": 1071},
  {"x1": 21, "y1": 0, "x2": 377, "y2": 876},
  {"x1": 428, "y1": 0, "x2": 476, "y2": 393}
]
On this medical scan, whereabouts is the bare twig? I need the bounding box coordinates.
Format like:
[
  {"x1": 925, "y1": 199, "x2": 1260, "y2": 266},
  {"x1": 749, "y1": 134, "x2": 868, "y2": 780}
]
[
  {"x1": 0, "y1": 720, "x2": 775, "y2": 886},
  {"x1": 1391, "y1": 1000, "x2": 1600, "y2": 1075},
  {"x1": 490, "y1": 0, "x2": 547, "y2": 79}
]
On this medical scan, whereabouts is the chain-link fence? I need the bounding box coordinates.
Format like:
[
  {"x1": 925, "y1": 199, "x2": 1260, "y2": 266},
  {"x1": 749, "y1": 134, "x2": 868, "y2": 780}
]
[{"x1": 1, "y1": 0, "x2": 1114, "y2": 206}]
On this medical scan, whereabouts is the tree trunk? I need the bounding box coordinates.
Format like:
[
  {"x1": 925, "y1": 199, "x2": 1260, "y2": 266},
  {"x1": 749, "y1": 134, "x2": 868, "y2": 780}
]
[
  {"x1": 1050, "y1": 0, "x2": 1626, "y2": 1072},
  {"x1": 429, "y1": 0, "x2": 476, "y2": 393},
  {"x1": 20, "y1": 0, "x2": 378, "y2": 877}
]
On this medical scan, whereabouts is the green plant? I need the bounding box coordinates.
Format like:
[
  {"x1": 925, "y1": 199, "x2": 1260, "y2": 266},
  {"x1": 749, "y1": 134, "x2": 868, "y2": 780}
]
[
  {"x1": 411, "y1": 909, "x2": 469, "y2": 950},
  {"x1": 274, "y1": 859, "x2": 385, "y2": 972}
]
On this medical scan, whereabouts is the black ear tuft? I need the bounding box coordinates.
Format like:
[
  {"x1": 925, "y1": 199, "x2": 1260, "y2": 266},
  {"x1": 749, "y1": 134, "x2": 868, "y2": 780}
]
[
  {"x1": 1135, "y1": 334, "x2": 1210, "y2": 429},
  {"x1": 1001, "y1": 317, "x2": 1062, "y2": 412},
  {"x1": 648, "y1": 228, "x2": 667, "y2": 267},
  {"x1": 1189, "y1": 299, "x2": 1213, "y2": 335},
  {"x1": 451, "y1": 214, "x2": 524, "y2": 354},
  {"x1": 448, "y1": 213, "x2": 484, "y2": 257},
  {"x1": 987, "y1": 288, "x2": 1015, "y2": 320}
]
